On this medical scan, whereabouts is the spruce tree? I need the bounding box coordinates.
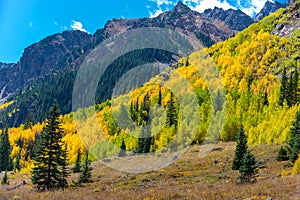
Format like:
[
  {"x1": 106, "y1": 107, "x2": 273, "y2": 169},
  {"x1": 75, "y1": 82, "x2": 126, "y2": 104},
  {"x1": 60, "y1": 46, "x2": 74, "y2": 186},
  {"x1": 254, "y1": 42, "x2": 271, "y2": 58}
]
[
  {"x1": 0, "y1": 129, "x2": 13, "y2": 172},
  {"x1": 239, "y1": 150, "x2": 258, "y2": 184},
  {"x1": 287, "y1": 110, "x2": 300, "y2": 164},
  {"x1": 293, "y1": 65, "x2": 299, "y2": 104},
  {"x1": 72, "y1": 148, "x2": 82, "y2": 173},
  {"x1": 59, "y1": 144, "x2": 69, "y2": 190},
  {"x1": 78, "y1": 151, "x2": 92, "y2": 183},
  {"x1": 232, "y1": 125, "x2": 248, "y2": 170},
  {"x1": 136, "y1": 93, "x2": 153, "y2": 153},
  {"x1": 118, "y1": 138, "x2": 127, "y2": 157},
  {"x1": 24, "y1": 113, "x2": 34, "y2": 130},
  {"x1": 279, "y1": 67, "x2": 287, "y2": 106},
  {"x1": 31, "y1": 102, "x2": 69, "y2": 191},
  {"x1": 276, "y1": 146, "x2": 289, "y2": 161},
  {"x1": 166, "y1": 92, "x2": 178, "y2": 129},
  {"x1": 14, "y1": 154, "x2": 21, "y2": 172},
  {"x1": 1, "y1": 171, "x2": 8, "y2": 185},
  {"x1": 158, "y1": 86, "x2": 162, "y2": 106}
]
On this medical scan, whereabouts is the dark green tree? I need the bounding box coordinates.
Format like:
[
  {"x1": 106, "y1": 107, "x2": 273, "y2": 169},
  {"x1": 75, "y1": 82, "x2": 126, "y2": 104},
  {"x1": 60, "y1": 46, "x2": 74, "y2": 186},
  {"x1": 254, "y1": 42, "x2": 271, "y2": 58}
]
[
  {"x1": 279, "y1": 67, "x2": 287, "y2": 106},
  {"x1": 1, "y1": 171, "x2": 8, "y2": 185},
  {"x1": 287, "y1": 110, "x2": 300, "y2": 164},
  {"x1": 158, "y1": 86, "x2": 162, "y2": 106},
  {"x1": 59, "y1": 144, "x2": 69, "y2": 190},
  {"x1": 72, "y1": 148, "x2": 82, "y2": 173},
  {"x1": 239, "y1": 150, "x2": 258, "y2": 184},
  {"x1": 136, "y1": 93, "x2": 153, "y2": 153},
  {"x1": 78, "y1": 151, "x2": 92, "y2": 183},
  {"x1": 232, "y1": 125, "x2": 248, "y2": 170},
  {"x1": 293, "y1": 65, "x2": 299, "y2": 104},
  {"x1": 31, "y1": 102, "x2": 69, "y2": 191},
  {"x1": 14, "y1": 154, "x2": 21, "y2": 172},
  {"x1": 0, "y1": 129, "x2": 13, "y2": 172},
  {"x1": 24, "y1": 113, "x2": 34, "y2": 130},
  {"x1": 276, "y1": 146, "x2": 289, "y2": 161},
  {"x1": 166, "y1": 92, "x2": 178, "y2": 129},
  {"x1": 118, "y1": 138, "x2": 127, "y2": 157}
]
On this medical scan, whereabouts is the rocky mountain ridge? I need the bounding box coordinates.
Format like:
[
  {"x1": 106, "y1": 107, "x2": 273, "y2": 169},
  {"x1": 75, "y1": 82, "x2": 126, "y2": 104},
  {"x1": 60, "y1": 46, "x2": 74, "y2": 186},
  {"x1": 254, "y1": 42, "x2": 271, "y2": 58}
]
[
  {"x1": 0, "y1": 2, "x2": 254, "y2": 101},
  {"x1": 255, "y1": 1, "x2": 288, "y2": 21}
]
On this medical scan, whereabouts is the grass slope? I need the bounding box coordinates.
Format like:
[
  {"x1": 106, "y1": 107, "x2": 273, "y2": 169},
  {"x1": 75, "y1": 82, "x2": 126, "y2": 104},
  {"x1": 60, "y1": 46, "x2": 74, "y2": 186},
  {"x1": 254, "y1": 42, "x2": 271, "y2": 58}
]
[{"x1": 0, "y1": 142, "x2": 299, "y2": 200}]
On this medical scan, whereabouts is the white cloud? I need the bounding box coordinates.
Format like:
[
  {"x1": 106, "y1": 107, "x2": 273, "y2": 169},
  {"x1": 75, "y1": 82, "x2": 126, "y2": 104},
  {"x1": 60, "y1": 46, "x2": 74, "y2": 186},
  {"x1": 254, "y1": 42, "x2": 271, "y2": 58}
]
[
  {"x1": 29, "y1": 21, "x2": 33, "y2": 28},
  {"x1": 148, "y1": 0, "x2": 176, "y2": 17},
  {"x1": 149, "y1": 8, "x2": 164, "y2": 18},
  {"x1": 71, "y1": 20, "x2": 89, "y2": 33},
  {"x1": 241, "y1": 0, "x2": 274, "y2": 17},
  {"x1": 147, "y1": 0, "x2": 276, "y2": 18},
  {"x1": 191, "y1": 0, "x2": 236, "y2": 13}
]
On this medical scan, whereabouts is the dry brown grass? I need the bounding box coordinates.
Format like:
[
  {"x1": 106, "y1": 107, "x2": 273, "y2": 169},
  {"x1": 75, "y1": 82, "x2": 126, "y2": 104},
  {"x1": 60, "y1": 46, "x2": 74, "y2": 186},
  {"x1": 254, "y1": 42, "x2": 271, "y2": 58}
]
[{"x1": 1, "y1": 142, "x2": 299, "y2": 200}]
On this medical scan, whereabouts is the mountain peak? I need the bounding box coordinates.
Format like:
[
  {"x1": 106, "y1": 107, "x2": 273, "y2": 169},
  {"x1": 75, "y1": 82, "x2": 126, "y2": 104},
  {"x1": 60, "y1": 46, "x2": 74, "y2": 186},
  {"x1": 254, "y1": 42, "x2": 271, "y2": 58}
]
[
  {"x1": 172, "y1": 1, "x2": 192, "y2": 14},
  {"x1": 255, "y1": 0, "x2": 287, "y2": 21}
]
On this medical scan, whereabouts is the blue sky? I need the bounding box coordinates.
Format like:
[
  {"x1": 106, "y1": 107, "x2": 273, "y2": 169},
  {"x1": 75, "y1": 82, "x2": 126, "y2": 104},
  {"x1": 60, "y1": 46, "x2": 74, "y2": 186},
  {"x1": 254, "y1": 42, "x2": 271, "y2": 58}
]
[{"x1": 0, "y1": 0, "x2": 288, "y2": 63}]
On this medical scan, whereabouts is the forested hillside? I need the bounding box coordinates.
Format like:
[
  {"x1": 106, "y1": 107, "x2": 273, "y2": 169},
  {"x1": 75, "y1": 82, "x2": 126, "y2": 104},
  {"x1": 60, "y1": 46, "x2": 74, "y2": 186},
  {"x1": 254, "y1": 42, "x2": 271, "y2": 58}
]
[
  {"x1": 0, "y1": 1, "x2": 299, "y2": 174},
  {"x1": 0, "y1": 2, "x2": 250, "y2": 128}
]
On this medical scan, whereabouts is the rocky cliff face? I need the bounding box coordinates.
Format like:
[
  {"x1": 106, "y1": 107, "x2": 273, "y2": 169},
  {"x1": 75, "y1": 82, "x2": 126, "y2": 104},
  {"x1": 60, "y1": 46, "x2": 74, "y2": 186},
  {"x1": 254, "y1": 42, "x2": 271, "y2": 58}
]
[
  {"x1": 255, "y1": 1, "x2": 287, "y2": 21},
  {"x1": 201, "y1": 7, "x2": 254, "y2": 31},
  {"x1": 102, "y1": 2, "x2": 236, "y2": 44},
  {"x1": 0, "y1": 31, "x2": 93, "y2": 97},
  {"x1": 272, "y1": 1, "x2": 300, "y2": 37}
]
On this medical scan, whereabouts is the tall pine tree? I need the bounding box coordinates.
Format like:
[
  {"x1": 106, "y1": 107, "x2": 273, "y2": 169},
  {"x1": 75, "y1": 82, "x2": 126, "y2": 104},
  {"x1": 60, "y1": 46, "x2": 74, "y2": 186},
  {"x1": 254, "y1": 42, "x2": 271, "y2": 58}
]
[
  {"x1": 1, "y1": 171, "x2": 8, "y2": 185},
  {"x1": 0, "y1": 129, "x2": 13, "y2": 172},
  {"x1": 72, "y1": 148, "x2": 82, "y2": 173},
  {"x1": 78, "y1": 150, "x2": 92, "y2": 183},
  {"x1": 166, "y1": 92, "x2": 178, "y2": 129},
  {"x1": 232, "y1": 125, "x2": 248, "y2": 170},
  {"x1": 136, "y1": 93, "x2": 153, "y2": 153},
  {"x1": 287, "y1": 110, "x2": 300, "y2": 164},
  {"x1": 31, "y1": 102, "x2": 69, "y2": 191},
  {"x1": 239, "y1": 150, "x2": 258, "y2": 184},
  {"x1": 279, "y1": 67, "x2": 287, "y2": 106},
  {"x1": 118, "y1": 138, "x2": 127, "y2": 157}
]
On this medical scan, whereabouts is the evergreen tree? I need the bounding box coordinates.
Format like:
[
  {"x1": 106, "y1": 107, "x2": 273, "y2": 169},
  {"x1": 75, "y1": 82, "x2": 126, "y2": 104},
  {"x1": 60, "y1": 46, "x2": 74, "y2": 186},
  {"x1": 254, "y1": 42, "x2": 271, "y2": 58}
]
[
  {"x1": 287, "y1": 110, "x2": 300, "y2": 164},
  {"x1": 118, "y1": 138, "x2": 126, "y2": 157},
  {"x1": 239, "y1": 150, "x2": 258, "y2": 184},
  {"x1": 136, "y1": 93, "x2": 153, "y2": 153},
  {"x1": 14, "y1": 154, "x2": 21, "y2": 172},
  {"x1": 72, "y1": 148, "x2": 82, "y2": 173},
  {"x1": 158, "y1": 86, "x2": 162, "y2": 106},
  {"x1": 139, "y1": 93, "x2": 150, "y2": 126},
  {"x1": 59, "y1": 144, "x2": 69, "y2": 190},
  {"x1": 24, "y1": 113, "x2": 34, "y2": 130},
  {"x1": 1, "y1": 171, "x2": 8, "y2": 185},
  {"x1": 166, "y1": 92, "x2": 178, "y2": 129},
  {"x1": 293, "y1": 65, "x2": 299, "y2": 104},
  {"x1": 279, "y1": 67, "x2": 287, "y2": 106},
  {"x1": 276, "y1": 146, "x2": 289, "y2": 161},
  {"x1": 31, "y1": 102, "x2": 69, "y2": 191},
  {"x1": 232, "y1": 125, "x2": 248, "y2": 170},
  {"x1": 78, "y1": 151, "x2": 92, "y2": 183},
  {"x1": 0, "y1": 129, "x2": 13, "y2": 172}
]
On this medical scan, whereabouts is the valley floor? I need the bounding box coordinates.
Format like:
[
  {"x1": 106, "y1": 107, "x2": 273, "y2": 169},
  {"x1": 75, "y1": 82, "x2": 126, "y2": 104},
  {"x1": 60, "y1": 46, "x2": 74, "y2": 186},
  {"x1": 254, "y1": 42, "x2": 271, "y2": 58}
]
[{"x1": 0, "y1": 142, "x2": 299, "y2": 200}]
